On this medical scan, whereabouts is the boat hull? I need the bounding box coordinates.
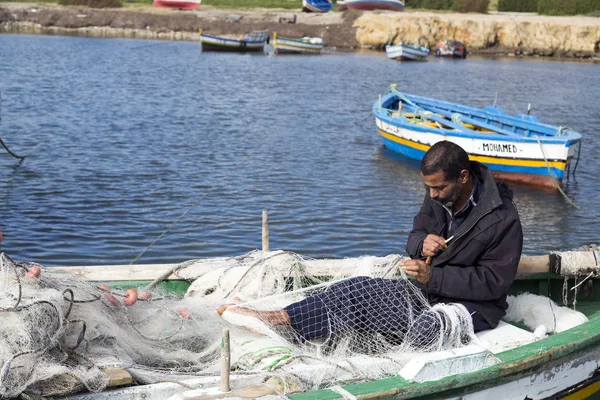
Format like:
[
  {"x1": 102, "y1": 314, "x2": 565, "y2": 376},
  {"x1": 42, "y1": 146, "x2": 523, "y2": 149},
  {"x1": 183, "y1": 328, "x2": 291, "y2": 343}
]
[
  {"x1": 346, "y1": 0, "x2": 404, "y2": 11},
  {"x1": 302, "y1": 0, "x2": 333, "y2": 12},
  {"x1": 200, "y1": 34, "x2": 266, "y2": 52},
  {"x1": 386, "y1": 44, "x2": 429, "y2": 61},
  {"x1": 373, "y1": 91, "x2": 582, "y2": 189},
  {"x1": 274, "y1": 38, "x2": 323, "y2": 54},
  {"x1": 153, "y1": 0, "x2": 199, "y2": 9}
]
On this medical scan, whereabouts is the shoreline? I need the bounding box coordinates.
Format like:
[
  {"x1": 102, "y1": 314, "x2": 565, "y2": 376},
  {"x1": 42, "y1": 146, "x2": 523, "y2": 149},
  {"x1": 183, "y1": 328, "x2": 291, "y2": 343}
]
[{"x1": 1, "y1": 3, "x2": 599, "y2": 58}]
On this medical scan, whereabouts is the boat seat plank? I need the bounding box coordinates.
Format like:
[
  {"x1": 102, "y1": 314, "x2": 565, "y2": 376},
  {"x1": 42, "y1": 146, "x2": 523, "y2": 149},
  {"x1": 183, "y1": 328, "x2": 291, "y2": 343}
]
[{"x1": 475, "y1": 320, "x2": 539, "y2": 354}]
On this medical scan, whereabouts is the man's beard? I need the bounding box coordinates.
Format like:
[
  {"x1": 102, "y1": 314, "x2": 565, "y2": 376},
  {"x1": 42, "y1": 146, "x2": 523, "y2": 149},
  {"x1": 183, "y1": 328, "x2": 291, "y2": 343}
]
[{"x1": 439, "y1": 184, "x2": 461, "y2": 209}]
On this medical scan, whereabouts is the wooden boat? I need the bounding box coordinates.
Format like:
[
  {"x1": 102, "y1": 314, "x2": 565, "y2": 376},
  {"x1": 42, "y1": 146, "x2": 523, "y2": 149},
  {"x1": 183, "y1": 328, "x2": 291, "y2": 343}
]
[
  {"x1": 43, "y1": 247, "x2": 600, "y2": 400},
  {"x1": 435, "y1": 39, "x2": 467, "y2": 58},
  {"x1": 302, "y1": 0, "x2": 333, "y2": 12},
  {"x1": 373, "y1": 85, "x2": 583, "y2": 188},
  {"x1": 199, "y1": 29, "x2": 269, "y2": 52},
  {"x1": 386, "y1": 42, "x2": 430, "y2": 61},
  {"x1": 272, "y1": 33, "x2": 324, "y2": 55},
  {"x1": 345, "y1": 0, "x2": 404, "y2": 11},
  {"x1": 153, "y1": 0, "x2": 199, "y2": 9}
]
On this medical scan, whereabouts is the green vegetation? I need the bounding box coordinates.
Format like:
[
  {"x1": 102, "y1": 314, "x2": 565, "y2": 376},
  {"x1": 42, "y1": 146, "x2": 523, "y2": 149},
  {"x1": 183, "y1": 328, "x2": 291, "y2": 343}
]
[
  {"x1": 405, "y1": 0, "x2": 489, "y2": 12},
  {"x1": 59, "y1": 0, "x2": 122, "y2": 6},
  {"x1": 498, "y1": 0, "x2": 600, "y2": 14},
  {"x1": 201, "y1": 0, "x2": 300, "y2": 8}
]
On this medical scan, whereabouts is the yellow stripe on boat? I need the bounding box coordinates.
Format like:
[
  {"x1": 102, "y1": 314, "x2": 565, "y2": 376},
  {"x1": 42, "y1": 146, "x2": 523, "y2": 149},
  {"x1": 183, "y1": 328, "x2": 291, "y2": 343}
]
[{"x1": 378, "y1": 130, "x2": 567, "y2": 170}]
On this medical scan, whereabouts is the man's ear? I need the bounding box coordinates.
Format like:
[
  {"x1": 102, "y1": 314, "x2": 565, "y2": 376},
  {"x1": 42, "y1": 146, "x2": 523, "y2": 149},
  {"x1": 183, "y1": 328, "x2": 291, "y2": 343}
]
[{"x1": 460, "y1": 169, "x2": 470, "y2": 183}]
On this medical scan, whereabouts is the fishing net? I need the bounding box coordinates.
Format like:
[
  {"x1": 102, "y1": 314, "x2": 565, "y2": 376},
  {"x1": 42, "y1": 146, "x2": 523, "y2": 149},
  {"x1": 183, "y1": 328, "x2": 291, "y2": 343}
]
[
  {"x1": 184, "y1": 250, "x2": 477, "y2": 391},
  {"x1": 0, "y1": 250, "x2": 477, "y2": 398}
]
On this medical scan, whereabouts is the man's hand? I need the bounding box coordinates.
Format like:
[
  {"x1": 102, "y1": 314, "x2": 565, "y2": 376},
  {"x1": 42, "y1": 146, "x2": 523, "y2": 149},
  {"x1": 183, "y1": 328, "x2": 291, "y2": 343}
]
[
  {"x1": 401, "y1": 259, "x2": 431, "y2": 285},
  {"x1": 421, "y1": 234, "x2": 448, "y2": 257}
]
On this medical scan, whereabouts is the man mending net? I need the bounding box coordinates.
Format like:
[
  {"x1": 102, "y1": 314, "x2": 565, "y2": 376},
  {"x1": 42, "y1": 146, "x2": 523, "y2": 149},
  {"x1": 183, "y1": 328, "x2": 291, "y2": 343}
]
[{"x1": 218, "y1": 141, "x2": 524, "y2": 349}]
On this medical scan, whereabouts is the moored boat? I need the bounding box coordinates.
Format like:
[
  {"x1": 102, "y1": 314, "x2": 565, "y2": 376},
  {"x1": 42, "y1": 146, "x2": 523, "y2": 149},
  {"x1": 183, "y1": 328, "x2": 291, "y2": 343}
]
[
  {"x1": 373, "y1": 85, "x2": 583, "y2": 188},
  {"x1": 153, "y1": 0, "x2": 200, "y2": 9},
  {"x1": 302, "y1": 0, "x2": 333, "y2": 12},
  {"x1": 345, "y1": 0, "x2": 404, "y2": 11},
  {"x1": 26, "y1": 245, "x2": 600, "y2": 400},
  {"x1": 337, "y1": 0, "x2": 348, "y2": 10},
  {"x1": 385, "y1": 42, "x2": 430, "y2": 61},
  {"x1": 435, "y1": 39, "x2": 467, "y2": 58},
  {"x1": 272, "y1": 33, "x2": 324, "y2": 55},
  {"x1": 199, "y1": 29, "x2": 269, "y2": 52}
]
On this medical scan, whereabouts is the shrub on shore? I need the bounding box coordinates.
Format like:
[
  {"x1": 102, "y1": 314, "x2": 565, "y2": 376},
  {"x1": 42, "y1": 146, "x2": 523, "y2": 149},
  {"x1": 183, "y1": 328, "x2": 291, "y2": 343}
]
[
  {"x1": 499, "y1": 0, "x2": 600, "y2": 14},
  {"x1": 58, "y1": 0, "x2": 122, "y2": 7},
  {"x1": 407, "y1": 0, "x2": 489, "y2": 12}
]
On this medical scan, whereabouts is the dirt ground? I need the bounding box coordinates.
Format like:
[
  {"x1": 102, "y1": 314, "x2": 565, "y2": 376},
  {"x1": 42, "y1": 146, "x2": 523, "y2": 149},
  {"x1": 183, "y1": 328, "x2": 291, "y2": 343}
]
[{"x1": 0, "y1": 3, "x2": 361, "y2": 49}]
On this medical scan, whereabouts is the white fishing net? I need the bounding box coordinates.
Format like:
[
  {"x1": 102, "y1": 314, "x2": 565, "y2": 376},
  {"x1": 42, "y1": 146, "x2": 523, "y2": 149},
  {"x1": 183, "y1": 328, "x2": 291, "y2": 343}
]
[{"x1": 0, "y1": 250, "x2": 477, "y2": 398}]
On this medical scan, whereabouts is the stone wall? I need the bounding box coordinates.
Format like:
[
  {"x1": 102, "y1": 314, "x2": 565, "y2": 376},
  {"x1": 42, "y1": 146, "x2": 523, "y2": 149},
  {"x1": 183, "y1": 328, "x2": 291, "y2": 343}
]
[{"x1": 354, "y1": 11, "x2": 600, "y2": 57}]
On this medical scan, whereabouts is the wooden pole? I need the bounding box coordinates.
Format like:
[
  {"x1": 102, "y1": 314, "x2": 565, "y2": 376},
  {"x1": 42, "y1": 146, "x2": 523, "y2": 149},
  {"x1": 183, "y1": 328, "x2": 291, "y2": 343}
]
[
  {"x1": 262, "y1": 210, "x2": 270, "y2": 252},
  {"x1": 220, "y1": 328, "x2": 230, "y2": 392}
]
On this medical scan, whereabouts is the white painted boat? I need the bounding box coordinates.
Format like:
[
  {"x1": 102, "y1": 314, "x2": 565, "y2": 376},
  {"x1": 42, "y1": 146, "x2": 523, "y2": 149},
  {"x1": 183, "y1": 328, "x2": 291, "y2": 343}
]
[
  {"x1": 386, "y1": 42, "x2": 430, "y2": 61},
  {"x1": 272, "y1": 33, "x2": 324, "y2": 55},
  {"x1": 5, "y1": 247, "x2": 600, "y2": 400}
]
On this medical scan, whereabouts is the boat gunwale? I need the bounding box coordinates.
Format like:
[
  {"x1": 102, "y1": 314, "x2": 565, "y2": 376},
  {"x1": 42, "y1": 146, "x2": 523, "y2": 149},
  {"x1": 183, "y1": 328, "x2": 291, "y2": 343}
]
[
  {"x1": 374, "y1": 92, "x2": 583, "y2": 143},
  {"x1": 199, "y1": 33, "x2": 268, "y2": 46}
]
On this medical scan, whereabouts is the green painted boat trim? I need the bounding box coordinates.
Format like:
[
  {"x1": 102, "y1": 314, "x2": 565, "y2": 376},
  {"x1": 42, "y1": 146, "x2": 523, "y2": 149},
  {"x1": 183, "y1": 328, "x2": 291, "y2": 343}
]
[
  {"x1": 289, "y1": 300, "x2": 600, "y2": 400},
  {"x1": 100, "y1": 280, "x2": 190, "y2": 296}
]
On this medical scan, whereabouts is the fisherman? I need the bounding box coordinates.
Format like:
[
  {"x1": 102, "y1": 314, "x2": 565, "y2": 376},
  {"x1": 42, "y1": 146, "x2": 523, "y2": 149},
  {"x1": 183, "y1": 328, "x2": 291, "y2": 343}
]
[{"x1": 217, "y1": 141, "x2": 523, "y2": 342}]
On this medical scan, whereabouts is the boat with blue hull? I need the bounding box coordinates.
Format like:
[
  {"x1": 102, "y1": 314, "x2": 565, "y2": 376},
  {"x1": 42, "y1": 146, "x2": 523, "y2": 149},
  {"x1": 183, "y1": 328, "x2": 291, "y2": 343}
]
[
  {"x1": 302, "y1": 0, "x2": 333, "y2": 12},
  {"x1": 373, "y1": 85, "x2": 582, "y2": 188}
]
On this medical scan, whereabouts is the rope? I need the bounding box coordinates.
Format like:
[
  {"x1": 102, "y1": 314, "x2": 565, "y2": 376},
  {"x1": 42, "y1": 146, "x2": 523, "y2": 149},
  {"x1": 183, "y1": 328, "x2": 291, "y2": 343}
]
[
  {"x1": 532, "y1": 135, "x2": 581, "y2": 210},
  {"x1": 0, "y1": 137, "x2": 26, "y2": 160}
]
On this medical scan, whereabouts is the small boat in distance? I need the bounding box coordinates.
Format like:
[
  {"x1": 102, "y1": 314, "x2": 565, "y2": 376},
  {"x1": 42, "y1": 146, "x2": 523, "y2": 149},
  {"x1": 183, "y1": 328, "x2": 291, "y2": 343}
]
[
  {"x1": 345, "y1": 0, "x2": 404, "y2": 11},
  {"x1": 272, "y1": 33, "x2": 324, "y2": 55},
  {"x1": 373, "y1": 85, "x2": 583, "y2": 188},
  {"x1": 435, "y1": 40, "x2": 467, "y2": 58},
  {"x1": 337, "y1": 0, "x2": 348, "y2": 10},
  {"x1": 302, "y1": 0, "x2": 333, "y2": 12},
  {"x1": 199, "y1": 30, "x2": 269, "y2": 52},
  {"x1": 153, "y1": 0, "x2": 199, "y2": 9},
  {"x1": 386, "y1": 42, "x2": 430, "y2": 61}
]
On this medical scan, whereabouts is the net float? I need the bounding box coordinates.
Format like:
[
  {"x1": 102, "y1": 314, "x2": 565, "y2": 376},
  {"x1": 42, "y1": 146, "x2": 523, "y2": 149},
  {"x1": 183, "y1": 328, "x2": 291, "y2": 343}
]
[
  {"x1": 123, "y1": 289, "x2": 138, "y2": 306},
  {"x1": 104, "y1": 295, "x2": 119, "y2": 307},
  {"x1": 25, "y1": 265, "x2": 41, "y2": 278},
  {"x1": 138, "y1": 291, "x2": 153, "y2": 300},
  {"x1": 178, "y1": 307, "x2": 191, "y2": 319},
  {"x1": 97, "y1": 285, "x2": 110, "y2": 292}
]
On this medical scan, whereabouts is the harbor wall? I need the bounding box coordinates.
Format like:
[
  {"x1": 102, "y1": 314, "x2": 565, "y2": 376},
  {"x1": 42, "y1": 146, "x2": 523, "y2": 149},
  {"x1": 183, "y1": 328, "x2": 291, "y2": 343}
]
[{"x1": 354, "y1": 11, "x2": 600, "y2": 57}]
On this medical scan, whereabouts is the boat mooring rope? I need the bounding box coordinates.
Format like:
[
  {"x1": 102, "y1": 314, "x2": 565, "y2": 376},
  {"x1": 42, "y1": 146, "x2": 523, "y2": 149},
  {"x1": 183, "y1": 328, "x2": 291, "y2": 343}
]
[{"x1": 533, "y1": 135, "x2": 581, "y2": 210}]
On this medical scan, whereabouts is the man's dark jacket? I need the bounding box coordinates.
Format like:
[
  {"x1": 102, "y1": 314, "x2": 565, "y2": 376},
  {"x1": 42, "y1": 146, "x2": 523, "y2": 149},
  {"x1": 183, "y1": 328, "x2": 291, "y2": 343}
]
[{"x1": 406, "y1": 161, "x2": 523, "y2": 328}]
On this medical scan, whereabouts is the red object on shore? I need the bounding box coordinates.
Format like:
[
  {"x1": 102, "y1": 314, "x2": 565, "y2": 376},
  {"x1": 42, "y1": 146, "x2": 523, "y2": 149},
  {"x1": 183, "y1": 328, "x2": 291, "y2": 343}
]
[
  {"x1": 123, "y1": 289, "x2": 138, "y2": 306},
  {"x1": 153, "y1": 0, "x2": 200, "y2": 9}
]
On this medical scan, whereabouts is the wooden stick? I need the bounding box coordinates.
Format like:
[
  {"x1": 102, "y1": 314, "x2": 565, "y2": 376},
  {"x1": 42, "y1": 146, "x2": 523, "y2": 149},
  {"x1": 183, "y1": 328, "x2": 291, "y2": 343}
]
[
  {"x1": 220, "y1": 328, "x2": 231, "y2": 392},
  {"x1": 262, "y1": 210, "x2": 269, "y2": 252}
]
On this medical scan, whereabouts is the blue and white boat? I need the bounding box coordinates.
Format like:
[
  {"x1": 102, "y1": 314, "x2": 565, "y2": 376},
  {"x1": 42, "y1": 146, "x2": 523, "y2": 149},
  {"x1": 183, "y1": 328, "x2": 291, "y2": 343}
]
[
  {"x1": 385, "y1": 42, "x2": 430, "y2": 61},
  {"x1": 302, "y1": 0, "x2": 333, "y2": 12},
  {"x1": 373, "y1": 85, "x2": 583, "y2": 188}
]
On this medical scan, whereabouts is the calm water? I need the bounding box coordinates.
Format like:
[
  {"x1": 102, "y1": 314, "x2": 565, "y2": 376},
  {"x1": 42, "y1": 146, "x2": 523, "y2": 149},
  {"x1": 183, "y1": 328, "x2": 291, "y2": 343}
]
[{"x1": 0, "y1": 35, "x2": 598, "y2": 266}]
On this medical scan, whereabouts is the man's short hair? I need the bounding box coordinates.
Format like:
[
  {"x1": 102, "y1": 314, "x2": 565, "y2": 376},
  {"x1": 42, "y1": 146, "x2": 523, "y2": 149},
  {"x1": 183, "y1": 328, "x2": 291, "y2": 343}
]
[{"x1": 421, "y1": 141, "x2": 470, "y2": 181}]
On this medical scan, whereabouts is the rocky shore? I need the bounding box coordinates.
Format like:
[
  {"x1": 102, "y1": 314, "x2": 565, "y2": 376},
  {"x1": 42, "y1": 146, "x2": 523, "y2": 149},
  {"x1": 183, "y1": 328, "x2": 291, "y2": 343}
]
[{"x1": 1, "y1": 2, "x2": 599, "y2": 58}]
